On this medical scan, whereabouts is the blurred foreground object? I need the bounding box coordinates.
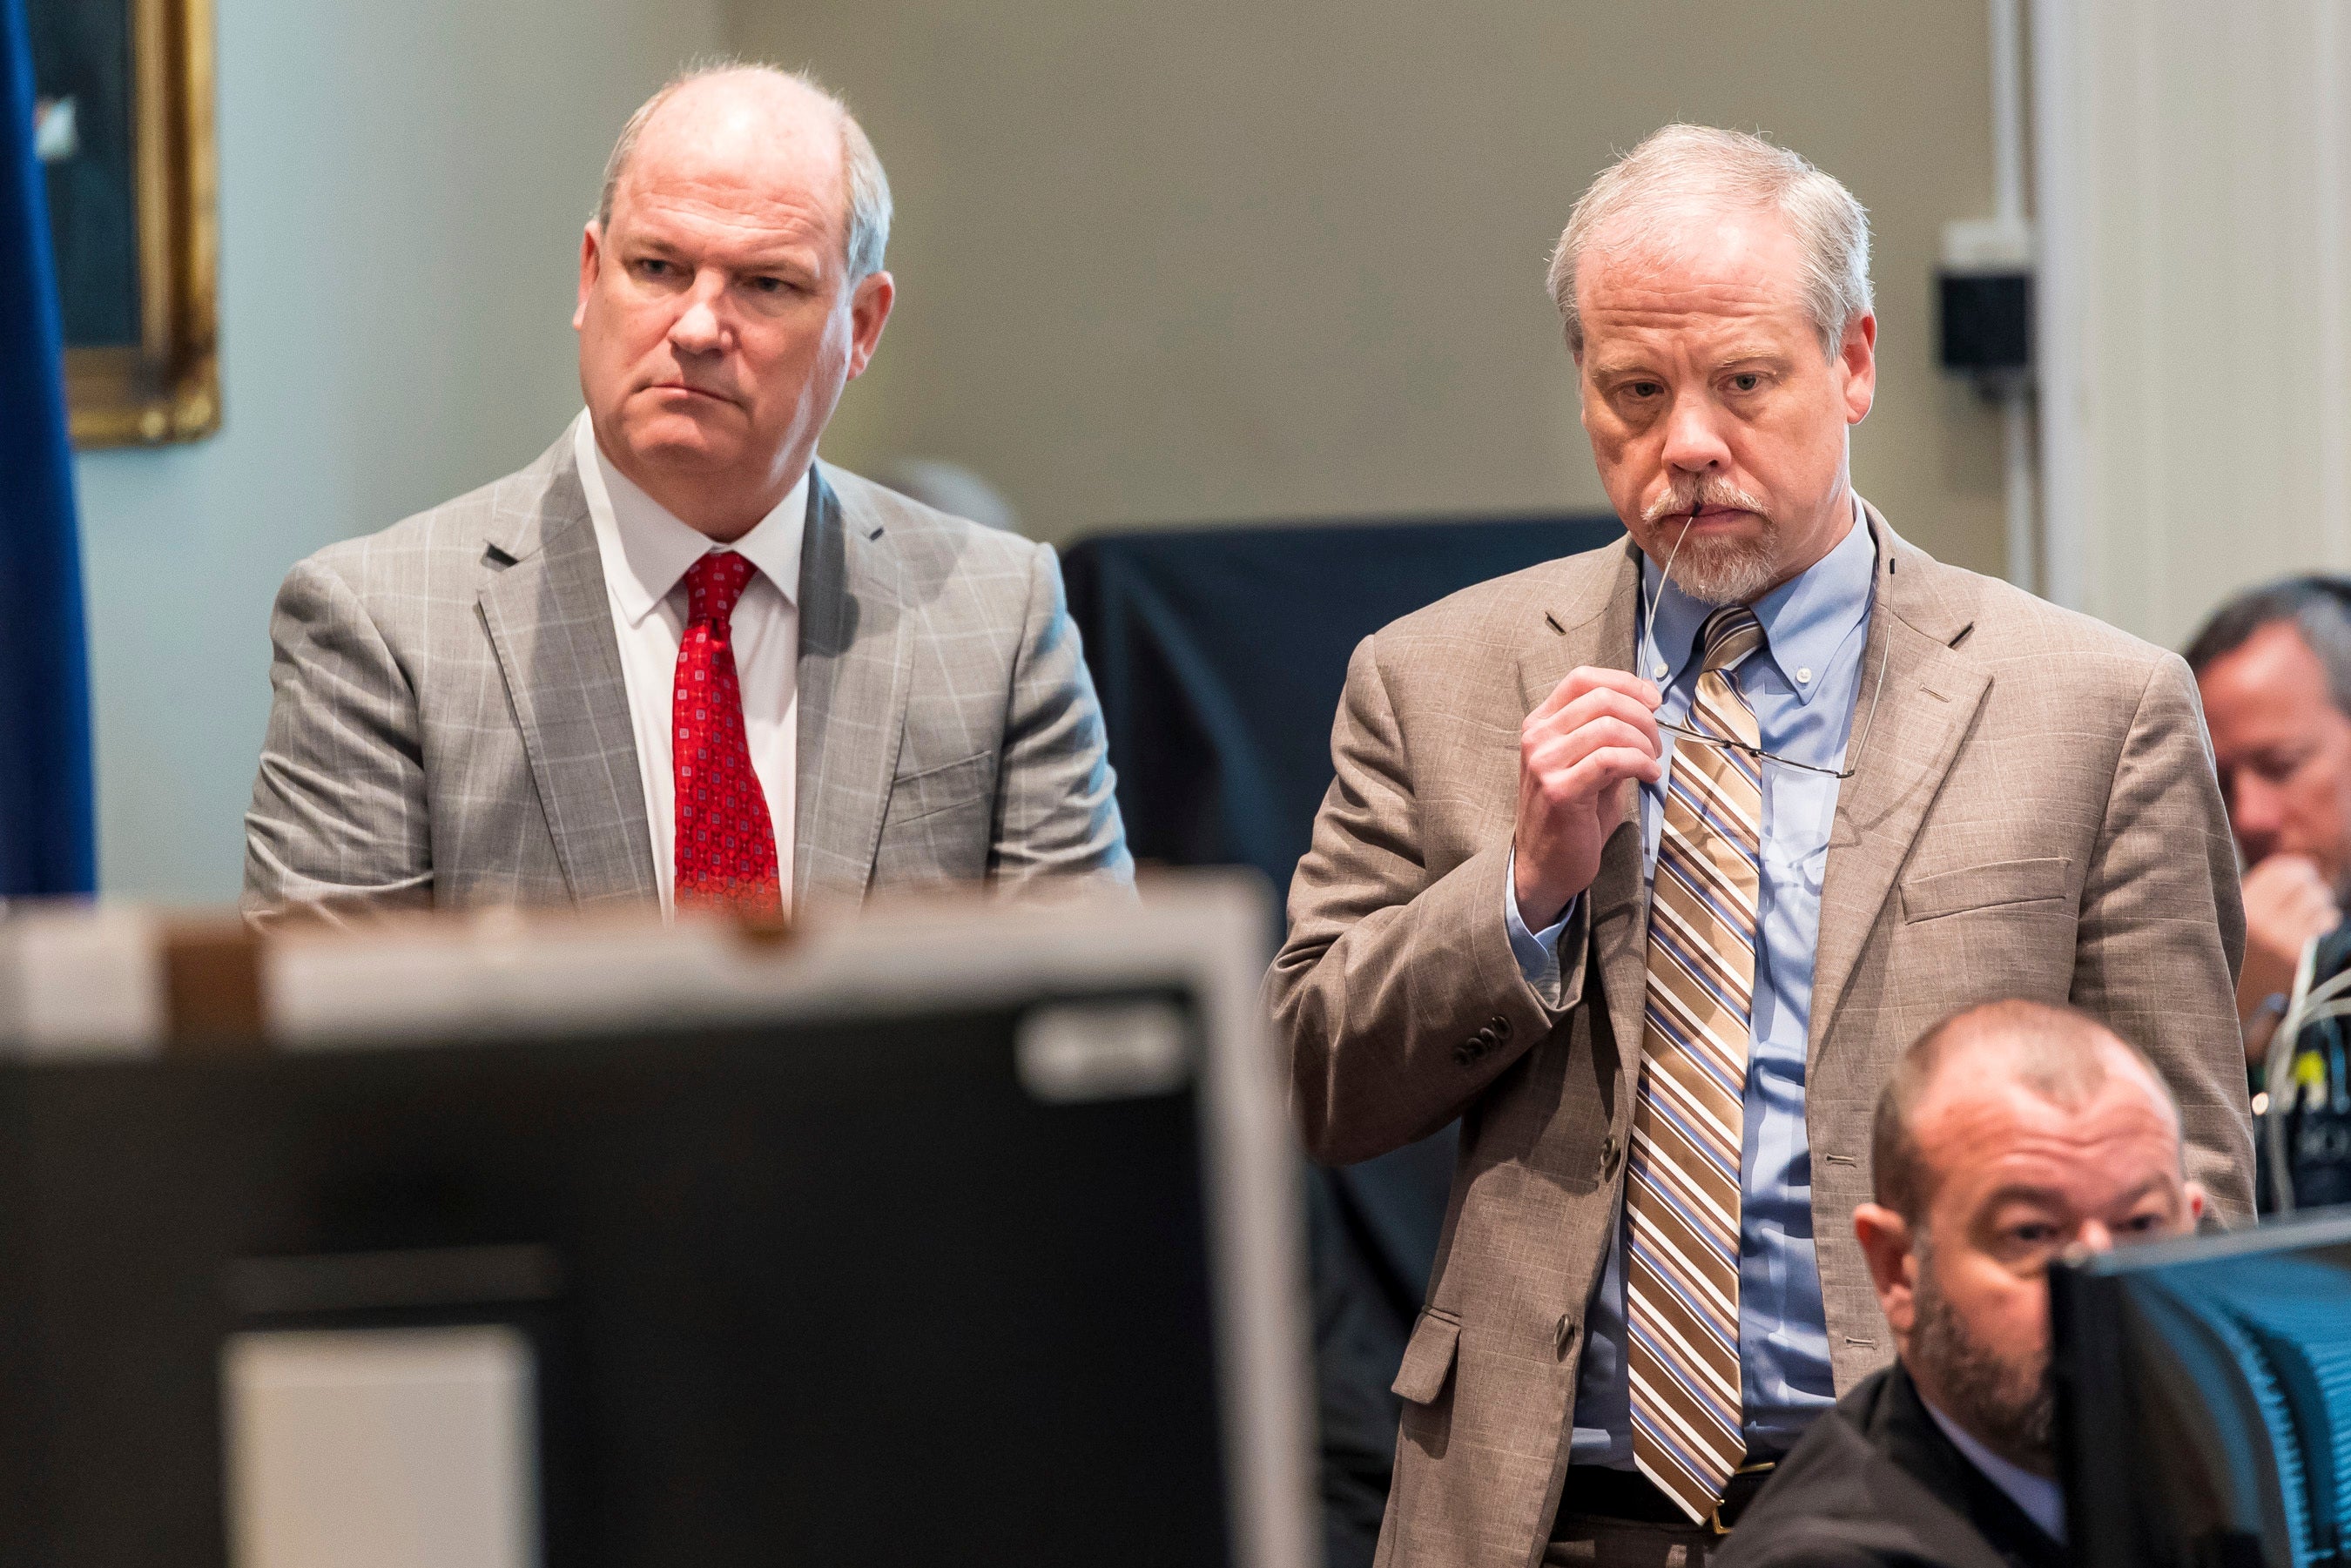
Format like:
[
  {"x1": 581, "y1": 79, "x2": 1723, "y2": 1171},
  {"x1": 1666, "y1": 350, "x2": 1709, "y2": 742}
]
[
  {"x1": 0, "y1": 876, "x2": 1312, "y2": 1568},
  {"x1": 2051, "y1": 1208, "x2": 2351, "y2": 1567}
]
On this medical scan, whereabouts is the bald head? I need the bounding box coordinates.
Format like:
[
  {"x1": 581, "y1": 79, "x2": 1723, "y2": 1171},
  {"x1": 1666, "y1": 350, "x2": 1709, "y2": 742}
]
[
  {"x1": 597, "y1": 62, "x2": 891, "y2": 283},
  {"x1": 1871, "y1": 1000, "x2": 2182, "y2": 1226}
]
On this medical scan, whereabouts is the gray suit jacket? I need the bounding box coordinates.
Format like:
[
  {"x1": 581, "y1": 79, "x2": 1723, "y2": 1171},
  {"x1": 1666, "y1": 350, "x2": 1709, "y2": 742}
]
[
  {"x1": 245, "y1": 432, "x2": 1131, "y2": 914},
  {"x1": 1267, "y1": 508, "x2": 2253, "y2": 1568}
]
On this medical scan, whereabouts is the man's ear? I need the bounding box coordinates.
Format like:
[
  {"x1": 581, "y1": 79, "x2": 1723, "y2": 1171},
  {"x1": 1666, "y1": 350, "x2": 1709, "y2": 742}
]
[
  {"x1": 575, "y1": 222, "x2": 602, "y2": 333},
  {"x1": 844, "y1": 269, "x2": 894, "y2": 380},
  {"x1": 1839, "y1": 311, "x2": 1877, "y2": 425},
  {"x1": 1853, "y1": 1201, "x2": 1919, "y2": 1347},
  {"x1": 2183, "y1": 1180, "x2": 2208, "y2": 1231}
]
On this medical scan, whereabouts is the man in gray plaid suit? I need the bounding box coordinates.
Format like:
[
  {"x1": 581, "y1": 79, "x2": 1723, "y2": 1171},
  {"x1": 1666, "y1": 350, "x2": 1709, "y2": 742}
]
[{"x1": 245, "y1": 63, "x2": 1129, "y2": 917}]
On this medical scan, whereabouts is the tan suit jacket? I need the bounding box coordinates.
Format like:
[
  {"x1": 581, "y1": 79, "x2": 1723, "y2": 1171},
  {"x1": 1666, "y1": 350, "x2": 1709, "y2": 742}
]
[{"x1": 1267, "y1": 507, "x2": 2252, "y2": 1568}]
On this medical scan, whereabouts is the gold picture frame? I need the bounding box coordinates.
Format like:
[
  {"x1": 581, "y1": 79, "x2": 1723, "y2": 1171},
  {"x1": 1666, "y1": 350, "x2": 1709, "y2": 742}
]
[{"x1": 43, "y1": 0, "x2": 218, "y2": 448}]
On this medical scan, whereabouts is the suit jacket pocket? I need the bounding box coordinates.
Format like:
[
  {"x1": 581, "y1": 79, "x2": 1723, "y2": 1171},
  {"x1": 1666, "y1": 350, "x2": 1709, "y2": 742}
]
[
  {"x1": 1391, "y1": 1309, "x2": 1462, "y2": 1405},
  {"x1": 1900, "y1": 856, "x2": 2072, "y2": 924},
  {"x1": 882, "y1": 750, "x2": 997, "y2": 830}
]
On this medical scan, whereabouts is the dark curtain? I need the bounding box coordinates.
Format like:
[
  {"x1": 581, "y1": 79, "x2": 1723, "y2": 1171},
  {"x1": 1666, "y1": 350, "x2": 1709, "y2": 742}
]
[
  {"x1": 0, "y1": 0, "x2": 97, "y2": 896},
  {"x1": 1064, "y1": 513, "x2": 1623, "y2": 1568}
]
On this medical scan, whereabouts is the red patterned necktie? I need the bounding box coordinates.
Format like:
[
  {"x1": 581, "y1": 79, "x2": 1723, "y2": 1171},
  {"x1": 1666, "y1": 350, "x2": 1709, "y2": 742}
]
[{"x1": 673, "y1": 552, "x2": 780, "y2": 914}]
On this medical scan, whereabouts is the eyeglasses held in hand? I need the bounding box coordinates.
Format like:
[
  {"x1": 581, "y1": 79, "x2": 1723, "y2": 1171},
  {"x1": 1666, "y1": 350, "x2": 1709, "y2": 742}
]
[{"x1": 1641, "y1": 502, "x2": 1888, "y2": 782}]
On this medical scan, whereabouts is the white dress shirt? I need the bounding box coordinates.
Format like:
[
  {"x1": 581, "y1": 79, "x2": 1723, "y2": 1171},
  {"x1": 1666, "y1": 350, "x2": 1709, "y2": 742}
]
[{"x1": 572, "y1": 411, "x2": 805, "y2": 912}]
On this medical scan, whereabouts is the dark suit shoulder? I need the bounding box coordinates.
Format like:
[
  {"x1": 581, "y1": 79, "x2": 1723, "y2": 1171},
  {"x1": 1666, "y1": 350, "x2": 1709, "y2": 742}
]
[
  {"x1": 1715, "y1": 1369, "x2": 2022, "y2": 1568},
  {"x1": 1718, "y1": 1531, "x2": 1910, "y2": 1568}
]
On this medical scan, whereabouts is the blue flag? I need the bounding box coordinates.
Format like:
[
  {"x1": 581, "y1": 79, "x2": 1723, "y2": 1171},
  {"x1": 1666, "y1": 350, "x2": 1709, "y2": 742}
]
[{"x1": 0, "y1": 0, "x2": 94, "y2": 896}]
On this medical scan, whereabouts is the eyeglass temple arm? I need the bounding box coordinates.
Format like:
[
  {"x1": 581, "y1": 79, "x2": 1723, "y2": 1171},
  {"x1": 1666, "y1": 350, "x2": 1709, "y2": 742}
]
[{"x1": 1654, "y1": 718, "x2": 1855, "y2": 781}]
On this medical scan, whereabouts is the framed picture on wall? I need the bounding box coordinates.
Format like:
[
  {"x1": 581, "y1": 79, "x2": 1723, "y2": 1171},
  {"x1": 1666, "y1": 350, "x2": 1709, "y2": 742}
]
[{"x1": 28, "y1": 0, "x2": 218, "y2": 448}]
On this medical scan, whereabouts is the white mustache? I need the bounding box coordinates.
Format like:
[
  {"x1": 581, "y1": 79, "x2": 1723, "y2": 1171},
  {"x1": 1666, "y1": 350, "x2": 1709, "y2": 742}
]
[{"x1": 1641, "y1": 480, "x2": 1771, "y2": 528}]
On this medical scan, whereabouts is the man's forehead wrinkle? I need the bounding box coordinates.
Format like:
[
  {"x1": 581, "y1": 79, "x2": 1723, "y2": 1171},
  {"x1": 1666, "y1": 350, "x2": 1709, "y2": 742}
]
[
  {"x1": 1586, "y1": 286, "x2": 1788, "y2": 320},
  {"x1": 1916, "y1": 1081, "x2": 2185, "y2": 1199},
  {"x1": 616, "y1": 140, "x2": 847, "y2": 254},
  {"x1": 1582, "y1": 204, "x2": 1806, "y2": 287},
  {"x1": 628, "y1": 182, "x2": 834, "y2": 240},
  {"x1": 630, "y1": 131, "x2": 845, "y2": 201},
  {"x1": 1580, "y1": 267, "x2": 1812, "y2": 353},
  {"x1": 1583, "y1": 191, "x2": 1783, "y2": 259}
]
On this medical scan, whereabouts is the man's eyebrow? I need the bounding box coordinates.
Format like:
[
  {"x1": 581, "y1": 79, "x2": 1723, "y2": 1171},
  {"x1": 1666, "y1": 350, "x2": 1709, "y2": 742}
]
[
  {"x1": 1978, "y1": 1183, "x2": 2069, "y2": 1212},
  {"x1": 1584, "y1": 345, "x2": 1793, "y2": 379},
  {"x1": 1979, "y1": 1175, "x2": 2173, "y2": 1213},
  {"x1": 614, "y1": 236, "x2": 821, "y2": 276},
  {"x1": 733, "y1": 252, "x2": 821, "y2": 275}
]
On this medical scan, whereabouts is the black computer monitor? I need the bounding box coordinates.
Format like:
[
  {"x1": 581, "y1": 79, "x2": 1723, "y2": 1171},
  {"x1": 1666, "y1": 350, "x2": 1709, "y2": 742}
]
[
  {"x1": 0, "y1": 879, "x2": 1314, "y2": 1568},
  {"x1": 2051, "y1": 1207, "x2": 2351, "y2": 1568}
]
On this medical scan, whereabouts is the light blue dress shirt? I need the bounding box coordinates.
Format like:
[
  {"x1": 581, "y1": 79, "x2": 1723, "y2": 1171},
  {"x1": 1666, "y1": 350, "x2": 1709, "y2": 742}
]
[
  {"x1": 1506, "y1": 505, "x2": 1877, "y2": 1466},
  {"x1": 1926, "y1": 1398, "x2": 2068, "y2": 1543}
]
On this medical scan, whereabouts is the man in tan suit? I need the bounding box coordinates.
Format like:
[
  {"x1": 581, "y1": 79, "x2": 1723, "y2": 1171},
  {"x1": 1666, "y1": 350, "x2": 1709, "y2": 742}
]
[{"x1": 1268, "y1": 125, "x2": 2251, "y2": 1568}]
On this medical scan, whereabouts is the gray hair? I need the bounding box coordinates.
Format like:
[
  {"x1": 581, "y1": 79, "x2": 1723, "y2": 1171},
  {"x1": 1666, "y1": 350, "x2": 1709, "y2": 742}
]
[
  {"x1": 2184, "y1": 576, "x2": 2351, "y2": 714},
  {"x1": 596, "y1": 58, "x2": 893, "y2": 285},
  {"x1": 1546, "y1": 124, "x2": 1872, "y2": 361}
]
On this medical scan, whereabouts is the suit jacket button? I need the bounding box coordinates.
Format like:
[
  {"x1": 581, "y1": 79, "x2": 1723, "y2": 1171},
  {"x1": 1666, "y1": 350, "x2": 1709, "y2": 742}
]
[
  {"x1": 1490, "y1": 1015, "x2": 1512, "y2": 1041},
  {"x1": 1600, "y1": 1134, "x2": 1620, "y2": 1179},
  {"x1": 1454, "y1": 1043, "x2": 1476, "y2": 1066},
  {"x1": 1554, "y1": 1315, "x2": 1579, "y2": 1358}
]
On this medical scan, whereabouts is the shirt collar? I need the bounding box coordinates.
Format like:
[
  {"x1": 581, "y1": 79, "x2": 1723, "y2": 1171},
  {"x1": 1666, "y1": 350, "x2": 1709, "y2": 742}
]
[
  {"x1": 1639, "y1": 494, "x2": 1876, "y2": 704},
  {"x1": 572, "y1": 410, "x2": 810, "y2": 628},
  {"x1": 1922, "y1": 1396, "x2": 2068, "y2": 1544}
]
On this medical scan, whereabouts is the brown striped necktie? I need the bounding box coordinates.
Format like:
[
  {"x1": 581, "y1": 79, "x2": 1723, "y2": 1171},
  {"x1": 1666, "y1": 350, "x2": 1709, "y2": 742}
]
[{"x1": 1627, "y1": 602, "x2": 1764, "y2": 1524}]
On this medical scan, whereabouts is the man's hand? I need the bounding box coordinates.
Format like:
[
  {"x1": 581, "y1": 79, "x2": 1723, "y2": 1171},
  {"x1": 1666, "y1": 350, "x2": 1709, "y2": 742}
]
[
  {"x1": 2238, "y1": 852, "x2": 2341, "y2": 1065},
  {"x1": 1513, "y1": 667, "x2": 1663, "y2": 931}
]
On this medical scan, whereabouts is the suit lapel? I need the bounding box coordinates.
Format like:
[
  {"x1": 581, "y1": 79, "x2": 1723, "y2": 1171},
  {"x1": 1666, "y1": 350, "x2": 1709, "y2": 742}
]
[
  {"x1": 792, "y1": 466, "x2": 910, "y2": 903},
  {"x1": 1809, "y1": 508, "x2": 1990, "y2": 1057},
  {"x1": 1522, "y1": 538, "x2": 1650, "y2": 1057},
  {"x1": 476, "y1": 436, "x2": 657, "y2": 905}
]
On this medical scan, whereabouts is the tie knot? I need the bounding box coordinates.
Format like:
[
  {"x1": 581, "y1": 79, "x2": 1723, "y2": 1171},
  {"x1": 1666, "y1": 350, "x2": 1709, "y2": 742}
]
[
  {"x1": 684, "y1": 551, "x2": 757, "y2": 627},
  {"x1": 1698, "y1": 603, "x2": 1765, "y2": 675}
]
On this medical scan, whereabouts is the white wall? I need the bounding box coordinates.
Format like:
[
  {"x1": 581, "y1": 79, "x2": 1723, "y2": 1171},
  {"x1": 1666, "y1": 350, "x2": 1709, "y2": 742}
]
[
  {"x1": 76, "y1": 0, "x2": 724, "y2": 898},
  {"x1": 734, "y1": 0, "x2": 2011, "y2": 557},
  {"x1": 2035, "y1": 0, "x2": 2351, "y2": 646}
]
